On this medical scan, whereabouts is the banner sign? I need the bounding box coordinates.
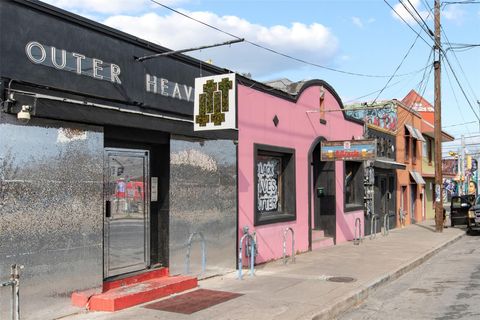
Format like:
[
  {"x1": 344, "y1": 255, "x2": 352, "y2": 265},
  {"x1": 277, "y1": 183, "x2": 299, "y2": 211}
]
[
  {"x1": 321, "y1": 139, "x2": 377, "y2": 161},
  {"x1": 194, "y1": 73, "x2": 236, "y2": 131}
]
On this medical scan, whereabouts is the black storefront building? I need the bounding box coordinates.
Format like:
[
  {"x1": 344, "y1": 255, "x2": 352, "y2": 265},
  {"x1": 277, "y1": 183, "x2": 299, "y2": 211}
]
[
  {"x1": 364, "y1": 127, "x2": 405, "y2": 235},
  {"x1": 0, "y1": 1, "x2": 237, "y2": 318}
]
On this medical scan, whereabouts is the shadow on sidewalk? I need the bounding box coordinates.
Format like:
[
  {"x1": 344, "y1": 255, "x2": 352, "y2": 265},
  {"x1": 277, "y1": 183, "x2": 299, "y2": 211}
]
[{"x1": 411, "y1": 223, "x2": 437, "y2": 233}]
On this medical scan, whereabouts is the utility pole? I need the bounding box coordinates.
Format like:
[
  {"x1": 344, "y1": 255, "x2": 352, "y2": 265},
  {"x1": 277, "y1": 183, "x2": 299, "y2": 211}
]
[{"x1": 434, "y1": 0, "x2": 443, "y2": 232}]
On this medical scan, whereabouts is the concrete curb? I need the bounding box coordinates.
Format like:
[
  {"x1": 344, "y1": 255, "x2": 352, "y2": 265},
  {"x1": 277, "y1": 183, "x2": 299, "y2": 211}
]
[{"x1": 310, "y1": 231, "x2": 466, "y2": 320}]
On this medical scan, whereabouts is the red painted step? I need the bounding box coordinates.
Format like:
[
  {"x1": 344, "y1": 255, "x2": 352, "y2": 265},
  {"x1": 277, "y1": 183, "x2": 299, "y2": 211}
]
[
  {"x1": 71, "y1": 268, "x2": 198, "y2": 312},
  {"x1": 88, "y1": 275, "x2": 198, "y2": 311},
  {"x1": 103, "y1": 268, "x2": 169, "y2": 291}
]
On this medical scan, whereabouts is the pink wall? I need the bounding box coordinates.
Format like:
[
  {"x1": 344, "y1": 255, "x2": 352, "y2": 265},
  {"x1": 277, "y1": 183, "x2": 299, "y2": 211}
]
[{"x1": 237, "y1": 81, "x2": 365, "y2": 264}]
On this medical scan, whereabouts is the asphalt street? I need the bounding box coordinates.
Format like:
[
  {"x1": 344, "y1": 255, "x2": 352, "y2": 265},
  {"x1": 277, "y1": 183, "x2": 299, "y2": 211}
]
[{"x1": 338, "y1": 229, "x2": 480, "y2": 320}]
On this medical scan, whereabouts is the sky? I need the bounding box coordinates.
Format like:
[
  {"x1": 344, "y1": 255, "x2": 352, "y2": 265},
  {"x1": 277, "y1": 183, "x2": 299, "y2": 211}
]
[{"x1": 42, "y1": 0, "x2": 480, "y2": 156}]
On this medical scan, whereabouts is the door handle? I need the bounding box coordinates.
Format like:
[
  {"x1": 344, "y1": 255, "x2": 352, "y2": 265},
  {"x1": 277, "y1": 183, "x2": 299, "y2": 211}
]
[{"x1": 106, "y1": 200, "x2": 111, "y2": 218}]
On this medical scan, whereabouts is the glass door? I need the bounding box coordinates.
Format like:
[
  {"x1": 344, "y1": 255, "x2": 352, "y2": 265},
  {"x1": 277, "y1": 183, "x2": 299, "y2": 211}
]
[{"x1": 104, "y1": 148, "x2": 150, "y2": 278}]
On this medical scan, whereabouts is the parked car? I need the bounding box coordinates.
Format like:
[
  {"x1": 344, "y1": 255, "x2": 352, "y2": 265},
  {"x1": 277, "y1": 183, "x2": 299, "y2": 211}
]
[
  {"x1": 450, "y1": 194, "x2": 476, "y2": 227},
  {"x1": 467, "y1": 195, "x2": 480, "y2": 234}
]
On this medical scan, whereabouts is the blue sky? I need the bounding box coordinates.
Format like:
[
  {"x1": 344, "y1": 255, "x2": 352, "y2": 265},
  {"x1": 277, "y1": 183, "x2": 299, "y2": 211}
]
[{"x1": 44, "y1": 0, "x2": 480, "y2": 154}]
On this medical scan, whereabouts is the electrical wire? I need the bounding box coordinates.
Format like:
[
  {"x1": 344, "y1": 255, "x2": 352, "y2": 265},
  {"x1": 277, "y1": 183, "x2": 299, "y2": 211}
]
[
  {"x1": 399, "y1": 0, "x2": 434, "y2": 40},
  {"x1": 441, "y1": 26, "x2": 479, "y2": 110},
  {"x1": 443, "y1": 64, "x2": 472, "y2": 135},
  {"x1": 406, "y1": 0, "x2": 434, "y2": 36},
  {"x1": 442, "y1": 54, "x2": 480, "y2": 121},
  {"x1": 150, "y1": 0, "x2": 429, "y2": 78},
  {"x1": 383, "y1": 0, "x2": 432, "y2": 46},
  {"x1": 443, "y1": 121, "x2": 478, "y2": 128}
]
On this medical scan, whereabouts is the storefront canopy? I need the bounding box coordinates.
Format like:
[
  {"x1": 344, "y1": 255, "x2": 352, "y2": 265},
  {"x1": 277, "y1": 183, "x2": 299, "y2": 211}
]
[
  {"x1": 410, "y1": 170, "x2": 426, "y2": 184},
  {"x1": 373, "y1": 158, "x2": 407, "y2": 170},
  {"x1": 405, "y1": 124, "x2": 426, "y2": 142}
]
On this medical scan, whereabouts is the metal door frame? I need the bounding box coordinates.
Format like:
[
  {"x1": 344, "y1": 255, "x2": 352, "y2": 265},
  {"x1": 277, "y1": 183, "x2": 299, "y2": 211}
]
[{"x1": 104, "y1": 148, "x2": 150, "y2": 278}]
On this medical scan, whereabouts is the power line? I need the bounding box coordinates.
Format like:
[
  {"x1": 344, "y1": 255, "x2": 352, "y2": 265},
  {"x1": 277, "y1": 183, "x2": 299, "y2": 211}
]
[
  {"x1": 370, "y1": 32, "x2": 422, "y2": 105},
  {"x1": 441, "y1": 26, "x2": 479, "y2": 109},
  {"x1": 442, "y1": 1, "x2": 480, "y2": 6},
  {"x1": 442, "y1": 54, "x2": 480, "y2": 121},
  {"x1": 383, "y1": 0, "x2": 432, "y2": 46},
  {"x1": 400, "y1": 0, "x2": 435, "y2": 38},
  {"x1": 150, "y1": 0, "x2": 428, "y2": 78},
  {"x1": 443, "y1": 121, "x2": 478, "y2": 128},
  {"x1": 443, "y1": 56, "x2": 472, "y2": 135},
  {"x1": 406, "y1": 0, "x2": 434, "y2": 35}
]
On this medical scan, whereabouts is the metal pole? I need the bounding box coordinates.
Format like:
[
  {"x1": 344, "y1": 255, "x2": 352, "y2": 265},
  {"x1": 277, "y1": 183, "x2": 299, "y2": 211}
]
[{"x1": 434, "y1": 0, "x2": 444, "y2": 232}]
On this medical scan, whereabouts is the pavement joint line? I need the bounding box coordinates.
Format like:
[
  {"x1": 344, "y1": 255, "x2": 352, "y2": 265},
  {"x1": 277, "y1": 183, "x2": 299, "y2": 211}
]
[{"x1": 309, "y1": 231, "x2": 466, "y2": 320}]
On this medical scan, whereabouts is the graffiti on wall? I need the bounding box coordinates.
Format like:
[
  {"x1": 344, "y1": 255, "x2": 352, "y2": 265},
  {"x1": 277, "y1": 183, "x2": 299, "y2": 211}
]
[
  {"x1": 256, "y1": 158, "x2": 280, "y2": 213},
  {"x1": 345, "y1": 102, "x2": 397, "y2": 132}
]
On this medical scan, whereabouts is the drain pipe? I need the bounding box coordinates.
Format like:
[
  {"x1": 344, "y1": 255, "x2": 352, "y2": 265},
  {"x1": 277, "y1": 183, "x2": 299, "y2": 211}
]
[
  {"x1": 370, "y1": 214, "x2": 379, "y2": 240},
  {"x1": 283, "y1": 227, "x2": 295, "y2": 264},
  {"x1": 354, "y1": 217, "x2": 363, "y2": 245},
  {"x1": 1, "y1": 264, "x2": 24, "y2": 320}
]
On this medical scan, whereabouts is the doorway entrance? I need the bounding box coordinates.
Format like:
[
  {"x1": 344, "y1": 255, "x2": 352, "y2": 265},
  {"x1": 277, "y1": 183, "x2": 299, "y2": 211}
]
[
  {"x1": 104, "y1": 148, "x2": 150, "y2": 278},
  {"x1": 311, "y1": 142, "x2": 336, "y2": 240}
]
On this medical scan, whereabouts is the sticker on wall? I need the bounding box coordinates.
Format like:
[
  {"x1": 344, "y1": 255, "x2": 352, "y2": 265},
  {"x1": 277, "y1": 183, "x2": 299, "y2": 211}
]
[{"x1": 194, "y1": 73, "x2": 236, "y2": 131}]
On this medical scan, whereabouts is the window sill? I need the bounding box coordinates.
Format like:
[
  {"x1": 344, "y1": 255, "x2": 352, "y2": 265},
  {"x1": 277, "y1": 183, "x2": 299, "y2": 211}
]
[
  {"x1": 345, "y1": 203, "x2": 363, "y2": 212},
  {"x1": 254, "y1": 212, "x2": 296, "y2": 226}
]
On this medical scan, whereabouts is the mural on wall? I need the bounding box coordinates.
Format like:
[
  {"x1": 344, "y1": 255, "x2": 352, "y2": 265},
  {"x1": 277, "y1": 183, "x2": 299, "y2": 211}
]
[
  {"x1": 465, "y1": 158, "x2": 477, "y2": 196},
  {"x1": 345, "y1": 102, "x2": 398, "y2": 132},
  {"x1": 443, "y1": 178, "x2": 458, "y2": 202},
  {"x1": 442, "y1": 158, "x2": 458, "y2": 176}
]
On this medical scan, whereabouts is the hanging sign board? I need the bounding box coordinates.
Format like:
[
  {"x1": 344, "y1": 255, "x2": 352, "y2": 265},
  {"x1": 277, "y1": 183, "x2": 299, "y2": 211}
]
[
  {"x1": 194, "y1": 73, "x2": 236, "y2": 131},
  {"x1": 321, "y1": 139, "x2": 377, "y2": 161}
]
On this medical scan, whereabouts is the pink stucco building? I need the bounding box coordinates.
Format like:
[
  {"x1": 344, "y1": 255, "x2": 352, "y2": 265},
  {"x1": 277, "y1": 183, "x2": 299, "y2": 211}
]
[{"x1": 237, "y1": 79, "x2": 365, "y2": 264}]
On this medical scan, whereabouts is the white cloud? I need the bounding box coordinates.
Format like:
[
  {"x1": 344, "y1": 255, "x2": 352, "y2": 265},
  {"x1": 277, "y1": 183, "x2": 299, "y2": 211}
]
[
  {"x1": 103, "y1": 11, "x2": 339, "y2": 77},
  {"x1": 352, "y1": 17, "x2": 363, "y2": 28},
  {"x1": 351, "y1": 17, "x2": 376, "y2": 28},
  {"x1": 392, "y1": 0, "x2": 430, "y2": 25},
  {"x1": 442, "y1": 4, "x2": 465, "y2": 22},
  {"x1": 43, "y1": 0, "x2": 185, "y2": 15}
]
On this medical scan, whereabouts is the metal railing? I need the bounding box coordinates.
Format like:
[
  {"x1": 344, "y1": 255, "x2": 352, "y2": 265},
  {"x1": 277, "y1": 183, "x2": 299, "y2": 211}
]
[
  {"x1": 282, "y1": 227, "x2": 295, "y2": 264},
  {"x1": 238, "y1": 231, "x2": 256, "y2": 280},
  {"x1": 382, "y1": 214, "x2": 390, "y2": 236},
  {"x1": 354, "y1": 217, "x2": 363, "y2": 245},
  {"x1": 370, "y1": 214, "x2": 379, "y2": 240},
  {"x1": 1, "y1": 264, "x2": 24, "y2": 320},
  {"x1": 184, "y1": 231, "x2": 206, "y2": 274}
]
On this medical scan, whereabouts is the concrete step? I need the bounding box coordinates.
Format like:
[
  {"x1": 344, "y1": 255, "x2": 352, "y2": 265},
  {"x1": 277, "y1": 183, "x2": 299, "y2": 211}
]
[
  {"x1": 312, "y1": 236, "x2": 334, "y2": 250},
  {"x1": 71, "y1": 268, "x2": 197, "y2": 312},
  {"x1": 312, "y1": 229, "x2": 325, "y2": 241}
]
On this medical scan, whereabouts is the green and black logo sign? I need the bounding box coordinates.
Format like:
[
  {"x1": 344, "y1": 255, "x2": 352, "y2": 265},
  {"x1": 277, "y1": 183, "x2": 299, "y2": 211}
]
[{"x1": 194, "y1": 74, "x2": 236, "y2": 131}]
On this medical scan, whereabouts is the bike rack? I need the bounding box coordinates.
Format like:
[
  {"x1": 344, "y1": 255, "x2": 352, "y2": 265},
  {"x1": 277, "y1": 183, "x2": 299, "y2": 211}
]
[
  {"x1": 370, "y1": 214, "x2": 379, "y2": 240},
  {"x1": 184, "y1": 231, "x2": 206, "y2": 274},
  {"x1": 282, "y1": 227, "x2": 295, "y2": 264},
  {"x1": 354, "y1": 217, "x2": 363, "y2": 245},
  {"x1": 382, "y1": 214, "x2": 390, "y2": 236},
  {"x1": 238, "y1": 232, "x2": 256, "y2": 280},
  {"x1": 0, "y1": 264, "x2": 24, "y2": 320}
]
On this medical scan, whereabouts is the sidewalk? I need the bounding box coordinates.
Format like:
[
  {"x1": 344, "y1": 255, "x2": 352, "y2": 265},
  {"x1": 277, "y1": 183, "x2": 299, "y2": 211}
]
[{"x1": 66, "y1": 221, "x2": 464, "y2": 320}]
